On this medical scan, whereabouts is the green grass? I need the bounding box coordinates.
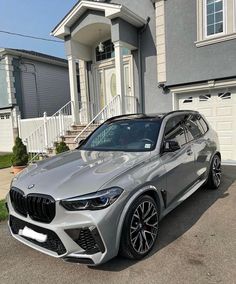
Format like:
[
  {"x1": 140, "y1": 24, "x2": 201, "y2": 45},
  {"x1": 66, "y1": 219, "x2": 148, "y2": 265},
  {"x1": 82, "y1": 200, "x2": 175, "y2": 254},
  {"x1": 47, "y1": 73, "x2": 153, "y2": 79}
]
[
  {"x1": 0, "y1": 200, "x2": 8, "y2": 222},
  {"x1": 0, "y1": 153, "x2": 13, "y2": 169}
]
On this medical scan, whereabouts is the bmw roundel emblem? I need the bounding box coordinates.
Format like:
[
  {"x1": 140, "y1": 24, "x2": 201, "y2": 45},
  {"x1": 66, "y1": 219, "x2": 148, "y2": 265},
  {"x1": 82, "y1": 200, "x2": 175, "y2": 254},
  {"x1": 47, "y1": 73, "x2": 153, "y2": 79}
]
[{"x1": 28, "y1": 184, "x2": 35, "y2": 190}]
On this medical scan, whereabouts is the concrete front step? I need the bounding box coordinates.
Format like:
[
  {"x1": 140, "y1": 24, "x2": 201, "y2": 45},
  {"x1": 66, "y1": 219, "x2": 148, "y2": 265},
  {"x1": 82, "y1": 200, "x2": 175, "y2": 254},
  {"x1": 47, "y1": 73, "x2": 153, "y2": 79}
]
[{"x1": 71, "y1": 124, "x2": 99, "y2": 131}]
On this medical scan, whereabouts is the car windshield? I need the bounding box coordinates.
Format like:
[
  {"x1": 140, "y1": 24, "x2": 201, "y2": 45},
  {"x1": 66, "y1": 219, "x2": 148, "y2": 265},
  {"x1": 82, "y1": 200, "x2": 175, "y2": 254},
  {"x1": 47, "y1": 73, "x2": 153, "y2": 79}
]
[{"x1": 80, "y1": 119, "x2": 162, "y2": 152}]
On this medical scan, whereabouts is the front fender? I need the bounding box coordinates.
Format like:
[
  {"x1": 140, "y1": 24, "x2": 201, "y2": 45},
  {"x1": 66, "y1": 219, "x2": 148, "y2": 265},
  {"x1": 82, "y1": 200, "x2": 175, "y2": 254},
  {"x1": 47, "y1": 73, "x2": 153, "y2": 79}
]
[{"x1": 115, "y1": 185, "x2": 165, "y2": 252}]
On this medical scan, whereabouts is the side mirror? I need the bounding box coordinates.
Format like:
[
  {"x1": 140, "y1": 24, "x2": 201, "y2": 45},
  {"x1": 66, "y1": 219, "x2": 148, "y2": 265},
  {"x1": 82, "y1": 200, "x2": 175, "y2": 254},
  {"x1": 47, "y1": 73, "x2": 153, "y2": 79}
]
[{"x1": 163, "y1": 140, "x2": 180, "y2": 152}]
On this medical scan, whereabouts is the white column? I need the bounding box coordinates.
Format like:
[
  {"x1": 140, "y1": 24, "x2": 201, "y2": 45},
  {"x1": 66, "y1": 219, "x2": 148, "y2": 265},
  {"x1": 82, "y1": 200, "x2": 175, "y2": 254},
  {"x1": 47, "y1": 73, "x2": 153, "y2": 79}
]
[
  {"x1": 114, "y1": 41, "x2": 125, "y2": 114},
  {"x1": 67, "y1": 55, "x2": 80, "y2": 124}
]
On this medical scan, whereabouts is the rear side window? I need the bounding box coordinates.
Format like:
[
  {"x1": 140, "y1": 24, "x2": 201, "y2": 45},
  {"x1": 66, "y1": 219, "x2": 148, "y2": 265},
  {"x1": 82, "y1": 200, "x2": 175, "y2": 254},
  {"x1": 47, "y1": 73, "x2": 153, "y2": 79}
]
[
  {"x1": 184, "y1": 114, "x2": 202, "y2": 141},
  {"x1": 164, "y1": 115, "x2": 187, "y2": 147},
  {"x1": 197, "y1": 116, "x2": 209, "y2": 134}
]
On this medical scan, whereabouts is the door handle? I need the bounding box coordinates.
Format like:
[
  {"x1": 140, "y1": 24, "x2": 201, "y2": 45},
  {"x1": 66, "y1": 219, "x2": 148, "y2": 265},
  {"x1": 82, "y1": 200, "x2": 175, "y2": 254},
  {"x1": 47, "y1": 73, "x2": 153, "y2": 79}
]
[{"x1": 187, "y1": 149, "x2": 193, "y2": 156}]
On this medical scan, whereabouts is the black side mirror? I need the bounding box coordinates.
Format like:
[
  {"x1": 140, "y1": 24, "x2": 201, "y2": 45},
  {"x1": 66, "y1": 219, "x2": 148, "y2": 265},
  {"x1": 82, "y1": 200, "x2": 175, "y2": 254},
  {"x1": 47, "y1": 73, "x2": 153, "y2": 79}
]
[
  {"x1": 163, "y1": 140, "x2": 180, "y2": 152},
  {"x1": 78, "y1": 139, "x2": 85, "y2": 146}
]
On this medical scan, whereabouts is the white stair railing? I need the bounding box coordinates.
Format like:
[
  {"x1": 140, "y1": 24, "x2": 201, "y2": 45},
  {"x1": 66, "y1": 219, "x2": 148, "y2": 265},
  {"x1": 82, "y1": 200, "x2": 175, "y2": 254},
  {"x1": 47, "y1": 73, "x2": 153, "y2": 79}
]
[
  {"x1": 22, "y1": 101, "x2": 74, "y2": 162},
  {"x1": 74, "y1": 95, "x2": 121, "y2": 143}
]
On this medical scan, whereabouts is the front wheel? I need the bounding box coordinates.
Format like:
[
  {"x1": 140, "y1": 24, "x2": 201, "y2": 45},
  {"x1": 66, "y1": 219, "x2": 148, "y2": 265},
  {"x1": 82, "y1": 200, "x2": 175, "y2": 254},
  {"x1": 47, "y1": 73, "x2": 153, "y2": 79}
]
[
  {"x1": 206, "y1": 154, "x2": 222, "y2": 190},
  {"x1": 119, "y1": 195, "x2": 159, "y2": 260}
]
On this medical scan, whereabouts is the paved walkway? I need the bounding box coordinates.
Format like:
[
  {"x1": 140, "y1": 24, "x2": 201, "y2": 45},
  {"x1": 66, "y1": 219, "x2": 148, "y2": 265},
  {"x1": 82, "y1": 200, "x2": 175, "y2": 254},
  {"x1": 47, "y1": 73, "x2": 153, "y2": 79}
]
[{"x1": 0, "y1": 168, "x2": 13, "y2": 200}]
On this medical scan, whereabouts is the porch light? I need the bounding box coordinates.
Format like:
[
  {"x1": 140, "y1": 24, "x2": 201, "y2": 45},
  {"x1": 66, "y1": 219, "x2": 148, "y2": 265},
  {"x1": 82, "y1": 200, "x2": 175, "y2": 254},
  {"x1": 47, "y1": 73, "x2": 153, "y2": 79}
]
[{"x1": 98, "y1": 41, "x2": 104, "y2": 53}]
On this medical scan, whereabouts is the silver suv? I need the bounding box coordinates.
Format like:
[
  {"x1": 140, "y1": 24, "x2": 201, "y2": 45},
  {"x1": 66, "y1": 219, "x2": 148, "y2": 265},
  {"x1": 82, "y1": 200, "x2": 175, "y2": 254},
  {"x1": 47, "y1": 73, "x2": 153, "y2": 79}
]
[{"x1": 7, "y1": 111, "x2": 222, "y2": 265}]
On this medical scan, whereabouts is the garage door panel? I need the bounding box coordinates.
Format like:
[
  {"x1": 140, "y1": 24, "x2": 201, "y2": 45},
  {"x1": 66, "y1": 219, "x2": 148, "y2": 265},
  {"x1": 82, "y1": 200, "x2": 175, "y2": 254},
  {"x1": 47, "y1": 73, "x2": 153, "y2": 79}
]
[
  {"x1": 216, "y1": 106, "x2": 232, "y2": 116},
  {"x1": 0, "y1": 112, "x2": 14, "y2": 152},
  {"x1": 178, "y1": 90, "x2": 236, "y2": 163}
]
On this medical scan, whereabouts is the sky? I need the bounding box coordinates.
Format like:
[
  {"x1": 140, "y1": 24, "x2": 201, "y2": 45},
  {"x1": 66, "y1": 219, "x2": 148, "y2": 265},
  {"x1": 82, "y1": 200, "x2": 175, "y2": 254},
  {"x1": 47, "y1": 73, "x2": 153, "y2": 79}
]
[{"x1": 0, "y1": 0, "x2": 78, "y2": 58}]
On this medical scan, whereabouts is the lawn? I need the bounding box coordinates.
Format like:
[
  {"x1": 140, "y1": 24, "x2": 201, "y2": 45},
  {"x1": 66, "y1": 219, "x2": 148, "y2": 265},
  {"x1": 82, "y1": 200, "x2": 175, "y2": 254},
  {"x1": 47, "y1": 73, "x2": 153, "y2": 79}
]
[
  {"x1": 0, "y1": 200, "x2": 8, "y2": 221},
  {"x1": 0, "y1": 153, "x2": 13, "y2": 169}
]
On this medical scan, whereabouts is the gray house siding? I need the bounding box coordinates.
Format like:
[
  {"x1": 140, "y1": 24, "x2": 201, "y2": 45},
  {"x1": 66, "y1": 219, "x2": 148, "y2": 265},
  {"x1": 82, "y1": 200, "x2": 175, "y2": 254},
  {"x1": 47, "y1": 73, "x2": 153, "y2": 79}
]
[
  {"x1": 0, "y1": 60, "x2": 9, "y2": 108},
  {"x1": 19, "y1": 59, "x2": 70, "y2": 118},
  {"x1": 110, "y1": 0, "x2": 171, "y2": 113},
  {"x1": 165, "y1": 0, "x2": 236, "y2": 86}
]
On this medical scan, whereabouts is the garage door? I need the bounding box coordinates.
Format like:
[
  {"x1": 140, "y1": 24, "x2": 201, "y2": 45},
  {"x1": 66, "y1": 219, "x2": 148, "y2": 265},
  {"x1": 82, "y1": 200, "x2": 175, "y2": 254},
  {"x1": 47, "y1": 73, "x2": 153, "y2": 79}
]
[
  {"x1": 178, "y1": 90, "x2": 236, "y2": 163},
  {"x1": 0, "y1": 112, "x2": 14, "y2": 152}
]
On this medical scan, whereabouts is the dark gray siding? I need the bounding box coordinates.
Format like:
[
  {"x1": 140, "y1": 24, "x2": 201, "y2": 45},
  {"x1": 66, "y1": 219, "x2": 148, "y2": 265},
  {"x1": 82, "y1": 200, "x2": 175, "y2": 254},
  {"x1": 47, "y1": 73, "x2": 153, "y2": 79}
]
[
  {"x1": 165, "y1": 0, "x2": 236, "y2": 86},
  {"x1": 20, "y1": 59, "x2": 70, "y2": 118},
  {"x1": 110, "y1": 0, "x2": 171, "y2": 113}
]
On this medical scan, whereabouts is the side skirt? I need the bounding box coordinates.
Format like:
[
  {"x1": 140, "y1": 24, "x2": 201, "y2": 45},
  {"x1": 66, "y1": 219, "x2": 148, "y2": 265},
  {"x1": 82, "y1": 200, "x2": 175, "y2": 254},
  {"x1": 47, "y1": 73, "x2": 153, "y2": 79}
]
[{"x1": 161, "y1": 178, "x2": 207, "y2": 218}]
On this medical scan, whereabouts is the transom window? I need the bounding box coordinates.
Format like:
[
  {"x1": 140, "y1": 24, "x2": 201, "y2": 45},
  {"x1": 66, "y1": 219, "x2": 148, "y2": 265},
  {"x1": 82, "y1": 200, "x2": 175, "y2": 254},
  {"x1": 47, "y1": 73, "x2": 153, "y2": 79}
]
[
  {"x1": 96, "y1": 40, "x2": 115, "y2": 62},
  {"x1": 206, "y1": 0, "x2": 224, "y2": 36}
]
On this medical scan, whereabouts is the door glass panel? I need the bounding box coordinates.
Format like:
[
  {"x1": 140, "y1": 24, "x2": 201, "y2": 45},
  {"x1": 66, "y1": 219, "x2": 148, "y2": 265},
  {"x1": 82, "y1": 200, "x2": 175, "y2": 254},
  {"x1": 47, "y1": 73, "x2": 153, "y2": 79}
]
[
  {"x1": 164, "y1": 115, "x2": 187, "y2": 147},
  {"x1": 99, "y1": 71, "x2": 105, "y2": 109}
]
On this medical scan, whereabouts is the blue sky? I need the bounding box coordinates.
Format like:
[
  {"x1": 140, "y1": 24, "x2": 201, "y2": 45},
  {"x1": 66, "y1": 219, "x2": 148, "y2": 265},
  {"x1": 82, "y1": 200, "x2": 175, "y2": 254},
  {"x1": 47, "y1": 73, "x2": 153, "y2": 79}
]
[{"x1": 0, "y1": 0, "x2": 78, "y2": 58}]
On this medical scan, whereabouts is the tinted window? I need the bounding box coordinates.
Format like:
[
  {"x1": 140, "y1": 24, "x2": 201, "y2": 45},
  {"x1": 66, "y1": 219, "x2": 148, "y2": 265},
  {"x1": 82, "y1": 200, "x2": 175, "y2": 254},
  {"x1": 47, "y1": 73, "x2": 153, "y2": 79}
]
[
  {"x1": 197, "y1": 115, "x2": 208, "y2": 134},
  {"x1": 81, "y1": 119, "x2": 162, "y2": 152},
  {"x1": 184, "y1": 114, "x2": 202, "y2": 141},
  {"x1": 164, "y1": 115, "x2": 187, "y2": 147}
]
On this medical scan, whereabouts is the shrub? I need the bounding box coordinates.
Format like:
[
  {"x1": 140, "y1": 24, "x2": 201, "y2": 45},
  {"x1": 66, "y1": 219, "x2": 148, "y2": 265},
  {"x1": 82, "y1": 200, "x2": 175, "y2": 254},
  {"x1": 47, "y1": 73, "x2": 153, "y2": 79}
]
[
  {"x1": 55, "y1": 141, "x2": 69, "y2": 154},
  {"x1": 11, "y1": 137, "x2": 28, "y2": 166}
]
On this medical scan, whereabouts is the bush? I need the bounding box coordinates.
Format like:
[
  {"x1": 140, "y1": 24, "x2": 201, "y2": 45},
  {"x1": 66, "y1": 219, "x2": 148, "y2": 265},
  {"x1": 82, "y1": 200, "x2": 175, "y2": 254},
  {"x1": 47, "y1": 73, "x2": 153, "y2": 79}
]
[
  {"x1": 11, "y1": 137, "x2": 28, "y2": 166},
  {"x1": 55, "y1": 141, "x2": 69, "y2": 154}
]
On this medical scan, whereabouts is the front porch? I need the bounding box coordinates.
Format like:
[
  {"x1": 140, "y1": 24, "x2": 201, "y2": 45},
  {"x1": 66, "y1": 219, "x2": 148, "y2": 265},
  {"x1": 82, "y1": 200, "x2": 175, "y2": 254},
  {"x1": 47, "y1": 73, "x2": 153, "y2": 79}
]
[{"x1": 52, "y1": 0, "x2": 147, "y2": 125}]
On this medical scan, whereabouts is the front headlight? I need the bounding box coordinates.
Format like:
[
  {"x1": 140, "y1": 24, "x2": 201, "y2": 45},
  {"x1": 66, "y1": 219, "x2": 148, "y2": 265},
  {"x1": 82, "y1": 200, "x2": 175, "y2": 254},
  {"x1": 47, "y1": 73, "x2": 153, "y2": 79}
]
[{"x1": 60, "y1": 187, "x2": 124, "y2": 211}]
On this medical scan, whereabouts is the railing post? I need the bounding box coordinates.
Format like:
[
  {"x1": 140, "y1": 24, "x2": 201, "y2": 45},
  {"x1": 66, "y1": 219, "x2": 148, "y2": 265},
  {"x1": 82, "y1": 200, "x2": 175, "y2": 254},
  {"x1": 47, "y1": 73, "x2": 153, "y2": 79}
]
[
  {"x1": 59, "y1": 110, "x2": 63, "y2": 137},
  {"x1": 43, "y1": 112, "x2": 48, "y2": 150},
  {"x1": 17, "y1": 114, "x2": 21, "y2": 138}
]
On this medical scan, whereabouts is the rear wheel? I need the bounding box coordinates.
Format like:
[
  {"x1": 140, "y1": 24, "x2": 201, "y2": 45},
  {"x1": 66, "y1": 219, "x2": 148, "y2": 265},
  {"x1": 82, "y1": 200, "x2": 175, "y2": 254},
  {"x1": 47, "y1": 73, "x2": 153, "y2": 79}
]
[
  {"x1": 206, "y1": 154, "x2": 222, "y2": 190},
  {"x1": 120, "y1": 195, "x2": 159, "y2": 260}
]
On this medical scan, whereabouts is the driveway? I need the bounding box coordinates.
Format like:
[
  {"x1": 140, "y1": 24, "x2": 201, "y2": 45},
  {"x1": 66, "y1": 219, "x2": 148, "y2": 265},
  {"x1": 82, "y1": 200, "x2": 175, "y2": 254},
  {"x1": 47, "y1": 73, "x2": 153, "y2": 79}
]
[
  {"x1": 0, "y1": 166, "x2": 236, "y2": 284},
  {"x1": 0, "y1": 168, "x2": 13, "y2": 200}
]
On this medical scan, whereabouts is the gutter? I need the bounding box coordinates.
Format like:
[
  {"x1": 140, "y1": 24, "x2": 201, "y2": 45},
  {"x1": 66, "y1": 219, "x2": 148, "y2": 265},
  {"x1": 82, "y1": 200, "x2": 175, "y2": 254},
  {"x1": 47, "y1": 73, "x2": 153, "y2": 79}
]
[{"x1": 138, "y1": 17, "x2": 151, "y2": 113}]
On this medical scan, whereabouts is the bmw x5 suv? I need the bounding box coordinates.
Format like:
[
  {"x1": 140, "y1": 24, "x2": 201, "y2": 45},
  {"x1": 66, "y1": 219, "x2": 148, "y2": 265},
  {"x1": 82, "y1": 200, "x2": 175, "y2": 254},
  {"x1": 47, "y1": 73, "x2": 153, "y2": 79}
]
[{"x1": 7, "y1": 111, "x2": 222, "y2": 265}]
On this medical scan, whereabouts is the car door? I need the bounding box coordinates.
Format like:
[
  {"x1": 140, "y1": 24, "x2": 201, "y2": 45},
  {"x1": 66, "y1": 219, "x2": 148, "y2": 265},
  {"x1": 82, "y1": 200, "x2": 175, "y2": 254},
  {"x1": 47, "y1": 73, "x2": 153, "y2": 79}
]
[
  {"x1": 160, "y1": 115, "x2": 196, "y2": 207},
  {"x1": 184, "y1": 114, "x2": 211, "y2": 179}
]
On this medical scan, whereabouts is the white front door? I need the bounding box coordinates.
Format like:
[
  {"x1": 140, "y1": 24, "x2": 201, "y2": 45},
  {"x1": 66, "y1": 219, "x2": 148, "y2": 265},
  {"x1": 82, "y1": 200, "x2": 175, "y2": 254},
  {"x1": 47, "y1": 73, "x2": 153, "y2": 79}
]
[
  {"x1": 178, "y1": 89, "x2": 236, "y2": 163},
  {"x1": 93, "y1": 56, "x2": 134, "y2": 113}
]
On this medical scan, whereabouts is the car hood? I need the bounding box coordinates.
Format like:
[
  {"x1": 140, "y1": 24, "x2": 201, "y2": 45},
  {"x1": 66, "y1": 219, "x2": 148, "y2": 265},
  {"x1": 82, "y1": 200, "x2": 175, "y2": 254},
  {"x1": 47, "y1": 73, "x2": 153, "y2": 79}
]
[{"x1": 12, "y1": 150, "x2": 151, "y2": 200}]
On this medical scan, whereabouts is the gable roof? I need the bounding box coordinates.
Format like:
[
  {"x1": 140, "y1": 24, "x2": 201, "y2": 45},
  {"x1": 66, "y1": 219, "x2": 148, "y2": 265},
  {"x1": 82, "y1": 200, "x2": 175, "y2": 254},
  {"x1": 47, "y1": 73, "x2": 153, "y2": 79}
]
[{"x1": 0, "y1": 48, "x2": 67, "y2": 67}]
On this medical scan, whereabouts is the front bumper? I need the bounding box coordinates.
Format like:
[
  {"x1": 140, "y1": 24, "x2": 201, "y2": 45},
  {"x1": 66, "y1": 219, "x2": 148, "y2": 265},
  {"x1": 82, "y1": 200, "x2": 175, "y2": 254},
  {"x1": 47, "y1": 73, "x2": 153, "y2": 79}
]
[{"x1": 7, "y1": 193, "x2": 125, "y2": 265}]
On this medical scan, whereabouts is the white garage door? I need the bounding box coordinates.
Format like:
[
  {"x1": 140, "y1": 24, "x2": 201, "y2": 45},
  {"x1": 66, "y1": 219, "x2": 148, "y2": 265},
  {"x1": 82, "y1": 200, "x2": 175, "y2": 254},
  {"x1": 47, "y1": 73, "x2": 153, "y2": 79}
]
[
  {"x1": 178, "y1": 89, "x2": 236, "y2": 163},
  {"x1": 0, "y1": 112, "x2": 14, "y2": 152}
]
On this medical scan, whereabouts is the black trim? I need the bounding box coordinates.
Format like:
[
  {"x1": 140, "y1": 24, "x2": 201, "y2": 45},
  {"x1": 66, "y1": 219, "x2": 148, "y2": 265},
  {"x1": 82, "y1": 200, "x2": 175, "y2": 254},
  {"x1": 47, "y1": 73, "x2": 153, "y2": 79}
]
[{"x1": 63, "y1": 257, "x2": 94, "y2": 265}]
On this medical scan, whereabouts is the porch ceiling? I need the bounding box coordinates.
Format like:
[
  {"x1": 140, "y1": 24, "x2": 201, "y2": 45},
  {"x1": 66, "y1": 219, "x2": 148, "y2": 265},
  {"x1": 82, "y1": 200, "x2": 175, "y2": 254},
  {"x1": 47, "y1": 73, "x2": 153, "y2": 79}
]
[
  {"x1": 73, "y1": 23, "x2": 111, "y2": 46},
  {"x1": 51, "y1": 0, "x2": 146, "y2": 39}
]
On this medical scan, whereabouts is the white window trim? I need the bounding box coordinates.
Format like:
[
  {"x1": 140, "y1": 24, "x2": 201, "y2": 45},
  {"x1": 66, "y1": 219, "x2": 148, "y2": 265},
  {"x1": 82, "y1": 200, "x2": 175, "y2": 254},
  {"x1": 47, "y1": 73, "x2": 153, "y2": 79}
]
[
  {"x1": 204, "y1": 0, "x2": 226, "y2": 39},
  {"x1": 195, "y1": 0, "x2": 236, "y2": 47}
]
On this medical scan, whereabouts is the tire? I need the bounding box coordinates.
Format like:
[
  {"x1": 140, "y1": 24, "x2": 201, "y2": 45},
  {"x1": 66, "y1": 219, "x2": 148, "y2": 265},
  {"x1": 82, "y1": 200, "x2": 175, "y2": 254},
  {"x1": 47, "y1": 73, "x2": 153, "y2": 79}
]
[
  {"x1": 206, "y1": 154, "x2": 222, "y2": 190},
  {"x1": 119, "y1": 195, "x2": 159, "y2": 260}
]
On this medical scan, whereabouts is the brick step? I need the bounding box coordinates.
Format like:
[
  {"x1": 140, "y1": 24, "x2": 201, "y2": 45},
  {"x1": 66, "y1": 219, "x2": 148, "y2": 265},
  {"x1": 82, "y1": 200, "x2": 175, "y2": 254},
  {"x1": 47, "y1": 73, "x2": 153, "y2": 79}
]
[
  {"x1": 66, "y1": 129, "x2": 95, "y2": 136},
  {"x1": 71, "y1": 124, "x2": 99, "y2": 131}
]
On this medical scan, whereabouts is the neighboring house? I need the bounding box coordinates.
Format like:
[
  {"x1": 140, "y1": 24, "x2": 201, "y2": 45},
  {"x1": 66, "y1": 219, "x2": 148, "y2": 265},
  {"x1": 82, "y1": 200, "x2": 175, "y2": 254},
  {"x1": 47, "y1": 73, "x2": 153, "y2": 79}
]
[
  {"x1": 52, "y1": 0, "x2": 236, "y2": 163},
  {"x1": 0, "y1": 48, "x2": 70, "y2": 152}
]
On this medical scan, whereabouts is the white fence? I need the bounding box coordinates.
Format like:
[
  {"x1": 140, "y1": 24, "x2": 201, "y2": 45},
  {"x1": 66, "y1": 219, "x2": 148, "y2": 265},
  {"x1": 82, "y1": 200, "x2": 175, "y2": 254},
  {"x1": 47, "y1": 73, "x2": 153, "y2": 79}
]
[{"x1": 18, "y1": 101, "x2": 73, "y2": 156}]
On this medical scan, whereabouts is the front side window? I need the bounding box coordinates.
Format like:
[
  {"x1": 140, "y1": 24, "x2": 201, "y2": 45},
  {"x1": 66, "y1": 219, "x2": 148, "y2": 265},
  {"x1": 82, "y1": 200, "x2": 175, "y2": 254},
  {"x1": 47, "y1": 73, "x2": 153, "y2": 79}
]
[
  {"x1": 206, "y1": 0, "x2": 224, "y2": 36},
  {"x1": 164, "y1": 115, "x2": 187, "y2": 147},
  {"x1": 81, "y1": 119, "x2": 162, "y2": 152}
]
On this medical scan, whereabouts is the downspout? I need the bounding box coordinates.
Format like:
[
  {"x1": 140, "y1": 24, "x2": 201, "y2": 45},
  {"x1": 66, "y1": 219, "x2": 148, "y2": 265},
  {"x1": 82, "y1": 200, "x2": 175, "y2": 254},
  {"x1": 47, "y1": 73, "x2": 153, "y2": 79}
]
[{"x1": 138, "y1": 17, "x2": 150, "y2": 113}]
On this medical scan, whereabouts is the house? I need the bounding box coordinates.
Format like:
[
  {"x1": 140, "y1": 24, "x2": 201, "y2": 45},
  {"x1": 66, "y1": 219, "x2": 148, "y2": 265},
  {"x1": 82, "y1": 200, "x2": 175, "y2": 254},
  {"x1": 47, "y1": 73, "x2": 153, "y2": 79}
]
[
  {"x1": 0, "y1": 48, "x2": 71, "y2": 152},
  {"x1": 52, "y1": 0, "x2": 236, "y2": 164}
]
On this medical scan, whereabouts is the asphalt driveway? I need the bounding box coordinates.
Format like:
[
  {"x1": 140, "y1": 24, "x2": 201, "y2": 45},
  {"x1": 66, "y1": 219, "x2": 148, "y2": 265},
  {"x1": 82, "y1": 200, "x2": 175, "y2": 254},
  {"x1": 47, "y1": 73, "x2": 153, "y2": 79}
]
[{"x1": 0, "y1": 166, "x2": 235, "y2": 284}]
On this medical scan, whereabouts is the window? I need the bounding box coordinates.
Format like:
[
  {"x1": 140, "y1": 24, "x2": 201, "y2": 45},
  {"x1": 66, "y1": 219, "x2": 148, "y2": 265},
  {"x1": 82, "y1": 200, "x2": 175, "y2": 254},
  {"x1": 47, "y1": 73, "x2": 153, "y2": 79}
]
[
  {"x1": 196, "y1": 0, "x2": 236, "y2": 46},
  {"x1": 81, "y1": 120, "x2": 162, "y2": 152},
  {"x1": 164, "y1": 116, "x2": 187, "y2": 147},
  {"x1": 196, "y1": 115, "x2": 209, "y2": 134},
  {"x1": 184, "y1": 115, "x2": 202, "y2": 141},
  {"x1": 96, "y1": 40, "x2": 115, "y2": 62},
  {"x1": 206, "y1": 0, "x2": 224, "y2": 37}
]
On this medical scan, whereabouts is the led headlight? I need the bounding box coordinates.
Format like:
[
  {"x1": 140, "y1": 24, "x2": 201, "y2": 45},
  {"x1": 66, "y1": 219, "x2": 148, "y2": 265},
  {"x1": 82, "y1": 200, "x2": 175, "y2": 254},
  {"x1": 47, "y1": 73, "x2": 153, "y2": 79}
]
[{"x1": 60, "y1": 187, "x2": 124, "y2": 211}]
